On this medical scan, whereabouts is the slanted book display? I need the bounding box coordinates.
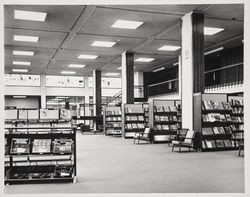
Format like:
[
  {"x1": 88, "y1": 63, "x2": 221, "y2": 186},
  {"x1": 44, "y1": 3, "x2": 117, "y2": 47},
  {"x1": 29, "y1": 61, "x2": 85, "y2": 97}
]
[
  {"x1": 4, "y1": 108, "x2": 76, "y2": 184},
  {"x1": 103, "y1": 106, "x2": 122, "y2": 136},
  {"x1": 123, "y1": 104, "x2": 146, "y2": 138},
  {"x1": 149, "y1": 99, "x2": 181, "y2": 142}
]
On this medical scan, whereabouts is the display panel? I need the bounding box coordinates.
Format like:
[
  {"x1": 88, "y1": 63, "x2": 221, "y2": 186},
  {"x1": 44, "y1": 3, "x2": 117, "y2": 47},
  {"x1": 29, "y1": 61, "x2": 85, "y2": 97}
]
[
  {"x1": 46, "y1": 75, "x2": 84, "y2": 87},
  {"x1": 5, "y1": 74, "x2": 40, "y2": 86}
]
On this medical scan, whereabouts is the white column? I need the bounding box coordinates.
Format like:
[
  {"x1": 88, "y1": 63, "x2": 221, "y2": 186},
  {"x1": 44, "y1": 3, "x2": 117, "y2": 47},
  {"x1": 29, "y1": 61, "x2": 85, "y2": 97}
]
[{"x1": 40, "y1": 74, "x2": 46, "y2": 108}]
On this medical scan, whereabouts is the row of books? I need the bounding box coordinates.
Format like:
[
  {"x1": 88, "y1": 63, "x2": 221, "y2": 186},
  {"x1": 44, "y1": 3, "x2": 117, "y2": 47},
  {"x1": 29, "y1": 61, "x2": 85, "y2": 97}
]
[
  {"x1": 5, "y1": 109, "x2": 71, "y2": 120},
  {"x1": 106, "y1": 111, "x2": 122, "y2": 115},
  {"x1": 232, "y1": 107, "x2": 244, "y2": 114},
  {"x1": 106, "y1": 122, "x2": 122, "y2": 128},
  {"x1": 232, "y1": 133, "x2": 244, "y2": 140},
  {"x1": 202, "y1": 101, "x2": 231, "y2": 110},
  {"x1": 230, "y1": 99, "x2": 243, "y2": 106},
  {"x1": 106, "y1": 116, "x2": 122, "y2": 121},
  {"x1": 155, "y1": 115, "x2": 178, "y2": 122},
  {"x1": 202, "y1": 127, "x2": 232, "y2": 135},
  {"x1": 231, "y1": 124, "x2": 244, "y2": 131},
  {"x1": 202, "y1": 113, "x2": 243, "y2": 123},
  {"x1": 153, "y1": 124, "x2": 179, "y2": 131},
  {"x1": 125, "y1": 123, "x2": 145, "y2": 130},
  {"x1": 125, "y1": 107, "x2": 144, "y2": 114},
  {"x1": 5, "y1": 122, "x2": 72, "y2": 128},
  {"x1": 106, "y1": 129, "x2": 122, "y2": 135},
  {"x1": 202, "y1": 140, "x2": 235, "y2": 149},
  {"x1": 125, "y1": 115, "x2": 144, "y2": 121},
  {"x1": 154, "y1": 106, "x2": 178, "y2": 113},
  {"x1": 9, "y1": 139, "x2": 73, "y2": 154}
]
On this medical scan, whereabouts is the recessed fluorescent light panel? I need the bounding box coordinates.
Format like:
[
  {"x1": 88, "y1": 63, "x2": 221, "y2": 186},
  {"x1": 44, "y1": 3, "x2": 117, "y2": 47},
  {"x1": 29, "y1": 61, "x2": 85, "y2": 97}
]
[
  {"x1": 105, "y1": 73, "x2": 120, "y2": 76},
  {"x1": 111, "y1": 20, "x2": 144, "y2": 29},
  {"x1": 153, "y1": 67, "x2": 165, "y2": 72},
  {"x1": 12, "y1": 69, "x2": 28, "y2": 73},
  {"x1": 61, "y1": 71, "x2": 76, "y2": 75},
  {"x1": 91, "y1": 41, "x2": 116, "y2": 47},
  {"x1": 13, "y1": 61, "x2": 31, "y2": 66},
  {"x1": 13, "y1": 50, "x2": 34, "y2": 56},
  {"x1": 14, "y1": 35, "x2": 39, "y2": 43},
  {"x1": 117, "y1": 67, "x2": 121, "y2": 70},
  {"x1": 173, "y1": 62, "x2": 179, "y2": 66},
  {"x1": 204, "y1": 47, "x2": 224, "y2": 55},
  {"x1": 204, "y1": 27, "x2": 224, "y2": 35},
  {"x1": 68, "y1": 64, "x2": 86, "y2": 68},
  {"x1": 13, "y1": 96, "x2": 27, "y2": 99},
  {"x1": 78, "y1": 54, "x2": 98, "y2": 59},
  {"x1": 158, "y1": 45, "x2": 181, "y2": 51},
  {"x1": 14, "y1": 10, "x2": 47, "y2": 21},
  {"x1": 135, "y1": 58, "x2": 155, "y2": 62}
]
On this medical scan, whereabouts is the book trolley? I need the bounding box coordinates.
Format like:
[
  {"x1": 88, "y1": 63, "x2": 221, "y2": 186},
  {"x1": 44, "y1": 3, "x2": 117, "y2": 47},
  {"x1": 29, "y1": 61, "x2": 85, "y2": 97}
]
[{"x1": 4, "y1": 109, "x2": 76, "y2": 184}]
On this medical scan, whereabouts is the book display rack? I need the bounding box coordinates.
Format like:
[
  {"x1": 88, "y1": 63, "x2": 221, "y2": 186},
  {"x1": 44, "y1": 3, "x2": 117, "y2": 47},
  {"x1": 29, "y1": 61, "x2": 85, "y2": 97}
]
[
  {"x1": 149, "y1": 99, "x2": 181, "y2": 142},
  {"x1": 123, "y1": 104, "x2": 146, "y2": 138},
  {"x1": 4, "y1": 109, "x2": 76, "y2": 184},
  {"x1": 103, "y1": 106, "x2": 122, "y2": 136},
  {"x1": 193, "y1": 93, "x2": 243, "y2": 151}
]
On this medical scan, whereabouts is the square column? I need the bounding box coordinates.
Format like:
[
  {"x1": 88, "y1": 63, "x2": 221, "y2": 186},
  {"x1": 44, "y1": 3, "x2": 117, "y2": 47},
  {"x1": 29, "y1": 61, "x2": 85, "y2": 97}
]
[
  {"x1": 93, "y1": 70, "x2": 102, "y2": 116},
  {"x1": 40, "y1": 74, "x2": 46, "y2": 108},
  {"x1": 181, "y1": 11, "x2": 204, "y2": 131},
  {"x1": 121, "y1": 52, "x2": 134, "y2": 104}
]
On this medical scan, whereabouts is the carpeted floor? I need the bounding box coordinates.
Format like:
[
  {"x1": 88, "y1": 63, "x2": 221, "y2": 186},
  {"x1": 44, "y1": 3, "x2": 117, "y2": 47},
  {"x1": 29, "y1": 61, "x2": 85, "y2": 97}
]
[{"x1": 5, "y1": 133, "x2": 244, "y2": 194}]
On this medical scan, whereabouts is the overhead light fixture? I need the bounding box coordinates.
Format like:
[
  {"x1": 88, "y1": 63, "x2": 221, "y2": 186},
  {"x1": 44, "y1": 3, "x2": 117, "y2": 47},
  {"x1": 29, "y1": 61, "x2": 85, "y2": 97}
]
[
  {"x1": 13, "y1": 50, "x2": 34, "y2": 56},
  {"x1": 13, "y1": 96, "x2": 27, "y2": 99},
  {"x1": 153, "y1": 67, "x2": 165, "y2": 72},
  {"x1": 13, "y1": 61, "x2": 31, "y2": 66},
  {"x1": 204, "y1": 47, "x2": 224, "y2": 55},
  {"x1": 204, "y1": 27, "x2": 224, "y2": 35},
  {"x1": 14, "y1": 35, "x2": 39, "y2": 43},
  {"x1": 117, "y1": 67, "x2": 121, "y2": 70},
  {"x1": 12, "y1": 69, "x2": 28, "y2": 73},
  {"x1": 78, "y1": 54, "x2": 98, "y2": 59},
  {"x1": 173, "y1": 62, "x2": 179, "y2": 66},
  {"x1": 111, "y1": 19, "x2": 144, "y2": 29},
  {"x1": 91, "y1": 41, "x2": 116, "y2": 47},
  {"x1": 68, "y1": 64, "x2": 86, "y2": 68},
  {"x1": 14, "y1": 10, "x2": 47, "y2": 21},
  {"x1": 158, "y1": 45, "x2": 181, "y2": 51},
  {"x1": 105, "y1": 73, "x2": 120, "y2": 76},
  {"x1": 52, "y1": 98, "x2": 63, "y2": 101},
  {"x1": 56, "y1": 96, "x2": 69, "y2": 99},
  {"x1": 135, "y1": 58, "x2": 155, "y2": 62},
  {"x1": 61, "y1": 71, "x2": 76, "y2": 75}
]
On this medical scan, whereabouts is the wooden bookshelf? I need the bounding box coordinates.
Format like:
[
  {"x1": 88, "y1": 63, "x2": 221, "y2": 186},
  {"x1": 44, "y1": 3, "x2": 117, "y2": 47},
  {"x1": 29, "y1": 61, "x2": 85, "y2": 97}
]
[{"x1": 103, "y1": 106, "x2": 122, "y2": 136}]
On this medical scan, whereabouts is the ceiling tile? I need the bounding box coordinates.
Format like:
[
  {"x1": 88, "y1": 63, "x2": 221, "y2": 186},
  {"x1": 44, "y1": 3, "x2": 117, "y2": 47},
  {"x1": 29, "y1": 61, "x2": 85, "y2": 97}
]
[
  {"x1": 4, "y1": 5, "x2": 85, "y2": 31},
  {"x1": 5, "y1": 28, "x2": 67, "y2": 48}
]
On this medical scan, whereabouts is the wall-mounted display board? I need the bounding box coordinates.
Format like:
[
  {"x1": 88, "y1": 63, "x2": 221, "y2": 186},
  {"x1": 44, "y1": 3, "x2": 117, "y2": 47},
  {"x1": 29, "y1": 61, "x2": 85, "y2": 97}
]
[
  {"x1": 89, "y1": 77, "x2": 121, "y2": 88},
  {"x1": 123, "y1": 104, "x2": 146, "y2": 138},
  {"x1": 103, "y1": 106, "x2": 122, "y2": 136},
  {"x1": 46, "y1": 76, "x2": 84, "y2": 88},
  {"x1": 193, "y1": 93, "x2": 242, "y2": 151},
  {"x1": 5, "y1": 74, "x2": 40, "y2": 87},
  {"x1": 149, "y1": 100, "x2": 181, "y2": 142}
]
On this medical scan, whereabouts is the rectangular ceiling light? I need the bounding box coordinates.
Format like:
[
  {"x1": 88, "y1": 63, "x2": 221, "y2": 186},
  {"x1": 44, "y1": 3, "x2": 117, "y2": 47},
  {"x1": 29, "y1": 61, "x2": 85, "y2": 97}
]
[
  {"x1": 173, "y1": 62, "x2": 179, "y2": 66},
  {"x1": 12, "y1": 69, "x2": 28, "y2": 73},
  {"x1": 61, "y1": 71, "x2": 76, "y2": 75},
  {"x1": 117, "y1": 67, "x2": 121, "y2": 70},
  {"x1": 14, "y1": 10, "x2": 47, "y2": 21},
  {"x1": 111, "y1": 20, "x2": 144, "y2": 29},
  {"x1": 78, "y1": 54, "x2": 98, "y2": 59},
  {"x1": 13, "y1": 96, "x2": 27, "y2": 99},
  {"x1": 204, "y1": 47, "x2": 224, "y2": 55},
  {"x1": 91, "y1": 41, "x2": 116, "y2": 47},
  {"x1": 68, "y1": 64, "x2": 86, "y2": 68},
  {"x1": 158, "y1": 45, "x2": 181, "y2": 51},
  {"x1": 14, "y1": 35, "x2": 39, "y2": 43},
  {"x1": 153, "y1": 67, "x2": 165, "y2": 72},
  {"x1": 135, "y1": 58, "x2": 155, "y2": 62},
  {"x1": 13, "y1": 61, "x2": 31, "y2": 66},
  {"x1": 204, "y1": 27, "x2": 224, "y2": 35},
  {"x1": 105, "y1": 73, "x2": 120, "y2": 76},
  {"x1": 13, "y1": 50, "x2": 34, "y2": 56},
  {"x1": 56, "y1": 96, "x2": 69, "y2": 99}
]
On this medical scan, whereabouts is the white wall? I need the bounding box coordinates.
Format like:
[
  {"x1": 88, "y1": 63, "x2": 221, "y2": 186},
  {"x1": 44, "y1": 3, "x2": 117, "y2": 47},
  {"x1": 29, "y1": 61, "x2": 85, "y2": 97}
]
[{"x1": 5, "y1": 96, "x2": 40, "y2": 109}]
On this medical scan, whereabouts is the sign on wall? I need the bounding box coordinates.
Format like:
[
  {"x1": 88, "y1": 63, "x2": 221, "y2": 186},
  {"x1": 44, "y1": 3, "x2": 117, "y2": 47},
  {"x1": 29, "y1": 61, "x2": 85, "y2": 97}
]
[
  {"x1": 46, "y1": 76, "x2": 84, "y2": 87},
  {"x1": 5, "y1": 74, "x2": 40, "y2": 86}
]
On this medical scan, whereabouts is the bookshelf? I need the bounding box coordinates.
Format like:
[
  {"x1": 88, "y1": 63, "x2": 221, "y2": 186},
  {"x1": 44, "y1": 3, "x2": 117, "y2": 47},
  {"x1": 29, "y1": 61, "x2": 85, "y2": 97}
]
[
  {"x1": 123, "y1": 104, "x2": 146, "y2": 138},
  {"x1": 103, "y1": 106, "x2": 122, "y2": 136},
  {"x1": 149, "y1": 99, "x2": 181, "y2": 142},
  {"x1": 228, "y1": 96, "x2": 244, "y2": 146},
  {"x1": 193, "y1": 93, "x2": 238, "y2": 151},
  {"x1": 4, "y1": 109, "x2": 76, "y2": 184}
]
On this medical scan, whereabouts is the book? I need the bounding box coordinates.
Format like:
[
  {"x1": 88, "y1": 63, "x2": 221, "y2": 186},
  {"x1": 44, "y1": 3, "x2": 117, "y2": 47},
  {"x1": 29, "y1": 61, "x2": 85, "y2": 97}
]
[
  {"x1": 18, "y1": 109, "x2": 28, "y2": 119},
  {"x1": 155, "y1": 116, "x2": 160, "y2": 122},
  {"x1": 132, "y1": 123, "x2": 138, "y2": 129},
  {"x1": 126, "y1": 124, "x2": 132, "y2": 129},
  {"x1": 10, "y1": 138, "x2": 30, "y2": 154},
  {"x1": 217, "y1": 127, "x2": 225, "y2": 134},
  {"x1": 213, "y1": 127, "x2": 220, "y2": 134},
  {"x1": 169, "y1": 106, "x2": 177, "y2": 112},
  {"x1": 215, "y1": 140, "x2": 225, "y2": 148},
  {"x1": 202, "y1": 127, "x2": 214, "y2": 135},
  {"x1": 53, "y1": 139, "x2": 73, "y2": 154},
  {"x1": 170, "y1": 125, "x2": 177, "y2": 130},
  {"x1": 137, "y1": 123, "x2": 144, "y2": 129},
  {"x1": 225, "y1": 114, "x2": 232, "y2": 122},
  {"x1": 224, "y1": 127, "x2": 232, "y2": 134},
  {"x1": 203, "y1": 101, "x2": 213, "y2": 110},
  {"x1": 60, "y1": 109, "x2": 71, "y2": 119},
  {"x1": 211, "y1": 100, "x2": 219, "y2": 109},
  {"x1": 162, "y1": 125, "x2": 169, "y2": 130},
  {"x1": 205, "y1": 140, "x2": 213, "y2": 148},
  {"x1": 156, "y1": 125, "x2": 162, "y2": 130},
  {"x1": 222, "y1": 102, "x2": 232, "y2": 110},
  {"x1": 164, "y1": 116, "x2": 169, "y2": 122},
  {"x1": 155, "y1": 106, "x2": 164, "y2": 112},
  {"x1": 202, "y1": 141, "x2": 207, "y2": 149},
  {"x1": 223, "y1": 140, "x2": 232, "y2": 147},
  {"x1": 160, "y1": 116, "x2": 165, "y2": 121},
  {"x1": 138, "y1": 116, "x2": 144, "y2": 121},
  {"x1": 32, "y1": 139, "x2": 51, "y2": 153},
  {"x1": 163, "y1": 106, "x2": 170, "y2": 112}
]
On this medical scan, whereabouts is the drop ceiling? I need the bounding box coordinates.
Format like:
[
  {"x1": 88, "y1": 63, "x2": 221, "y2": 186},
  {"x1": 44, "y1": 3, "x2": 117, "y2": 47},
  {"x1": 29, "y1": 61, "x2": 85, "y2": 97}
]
[{"x1": 4, "y1": 4, "x2": 244, "y2": 76}]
